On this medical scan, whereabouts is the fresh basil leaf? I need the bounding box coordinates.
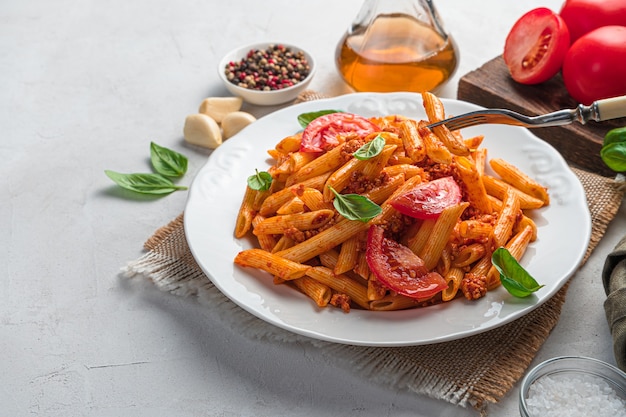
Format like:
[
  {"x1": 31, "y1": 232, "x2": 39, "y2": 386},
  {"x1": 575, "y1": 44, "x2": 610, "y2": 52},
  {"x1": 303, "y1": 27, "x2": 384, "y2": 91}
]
[
  {"x1": 329, "y1": 186, "x2": 381, "y2": 222},
  {"x1": 105, "y1": 170, "x2": 187, "y2": 195},
  {"x1": 603, "y1": 127, "x2": 626, "y2": 147},
  {"x1": 150, "y1": 142, "x2": 188, "y2": 177},
  {"x1": 601, "y1": 141, "x2": 626, "y2": 172},
  {"x1": 297, "y1": 110, "x2": 343, "y2": 128},
  {"x1": 247, "y1": 170, "x2": 273, "y2": 191},
  {"x1": 491, "y1": 247, "x2": 543, "y2": 298},
  {"x1": 353, "y1": 134, "x2": 385, "y2": 160}
]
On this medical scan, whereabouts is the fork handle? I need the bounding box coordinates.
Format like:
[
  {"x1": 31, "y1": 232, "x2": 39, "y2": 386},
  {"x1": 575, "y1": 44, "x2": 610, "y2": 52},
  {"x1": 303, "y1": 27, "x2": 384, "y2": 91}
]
[{"x1": 594, "y1": 95, "x2": 626, "y2": 121}]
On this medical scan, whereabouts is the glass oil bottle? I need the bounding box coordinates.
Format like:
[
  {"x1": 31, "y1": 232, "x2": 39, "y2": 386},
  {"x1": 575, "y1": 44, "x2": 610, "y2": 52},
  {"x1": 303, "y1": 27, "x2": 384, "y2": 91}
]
[{"x1": 335, "y1": 0, "x2": 459, "y2": 93}]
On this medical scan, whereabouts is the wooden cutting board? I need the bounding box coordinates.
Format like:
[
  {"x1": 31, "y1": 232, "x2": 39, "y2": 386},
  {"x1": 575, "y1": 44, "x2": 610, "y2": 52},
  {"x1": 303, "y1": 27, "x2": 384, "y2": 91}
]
[{"x1": 457, "y1": 55, "x2": 624, "y2": 177}]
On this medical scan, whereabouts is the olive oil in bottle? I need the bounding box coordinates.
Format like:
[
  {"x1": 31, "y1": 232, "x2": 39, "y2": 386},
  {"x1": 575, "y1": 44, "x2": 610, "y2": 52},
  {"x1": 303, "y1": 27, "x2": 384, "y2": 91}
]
[{"x1": 335, "y1": 4, "x2": 458, "y2": 93}]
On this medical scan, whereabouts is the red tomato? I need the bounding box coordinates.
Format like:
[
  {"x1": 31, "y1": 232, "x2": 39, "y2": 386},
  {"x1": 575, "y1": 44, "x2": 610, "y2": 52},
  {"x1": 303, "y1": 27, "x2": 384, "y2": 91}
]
[
  {"x1": 365, "y1": 225, "x2": 447, "y2": 300},
  {"x1": 503, "y1": 7, "x2": 570, "y2": 85},
  {"x1": 562, "y1": 26, "x2": 626, "y2": 104},
  {"x1": 300, "y1": 112, "x2": 380, "y2": 153},
  {"x1": 389, "y1": 176, "x2": 461, "y2": 220},
  {"x1": 560, "y1": 0, "x2": 626, "y2": 43}
]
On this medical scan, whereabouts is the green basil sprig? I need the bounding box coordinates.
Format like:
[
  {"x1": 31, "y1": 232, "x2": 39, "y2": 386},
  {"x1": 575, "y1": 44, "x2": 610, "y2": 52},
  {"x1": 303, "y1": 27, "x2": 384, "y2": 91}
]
[
  {"x1": 105, "y1": 170, "x2": 187, "y2": 195},
  {"x1": 150, "y1": 141, "x2": 188, "y2": 177},
  {"x1": 329, "y1": 186, "x2": 381, "y2": 222},
  {"x1": 491, "y1": 247, "x2": 544, "y2": 298},
  {"x1": 247, "y1": 170, "x2": 273, "y2": 191},
  {"x1": 106, "y1": 142, "x2": 189, "y2": 195},
  {"x1": 601, "y1": 127, "x2": 626, "y2": 172},
  {"x1": 353, "y1": 134, "x2": 385, "y2": 160},
  {"x1": 297, "y1": 110, "x2": 344, "y2": 128}
]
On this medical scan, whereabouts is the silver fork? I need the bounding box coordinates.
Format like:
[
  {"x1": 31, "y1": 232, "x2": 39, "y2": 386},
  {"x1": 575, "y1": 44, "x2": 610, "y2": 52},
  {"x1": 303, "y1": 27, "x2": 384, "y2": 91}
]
[{"x1": 427, "y1": 95, "x2": 626, "y2": 131}]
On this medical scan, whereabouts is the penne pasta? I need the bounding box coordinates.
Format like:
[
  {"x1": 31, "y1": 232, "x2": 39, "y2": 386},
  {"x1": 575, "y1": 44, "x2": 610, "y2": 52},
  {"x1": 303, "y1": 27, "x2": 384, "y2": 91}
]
[
  {"x1": 464, "y1": 134, "x2": 484, "y2": 150},
  {"x1": 322, "y1": 144, "x2": 396, "y2": 201},
  {"x1": 291, "y1": 277, "x2": 332, "y2": 308},
  {"x1": 271, "y1": 234, "x2": 295, "y2": 253},
  {"x1": 369, "y1": 293, "x2": 433, "y2": 311},
  {"x1": 432, "y1": 123, "x2": 471, "y2": 156},
  {"x1": 437, "y1": 244, "x2": 452, "y2": 277},
  {"x1": 453, "y1": 243, "x2": 487, "y2": 268},
  {"x1": 482, "y1": 175, "x2": 544, "y2": 210},
  {"x1": 472, "y1": 148, "x2": 488, "y2": 177},
  {"x1": 399, "y1": 118, "x2": 427, "y2": 162},
  {"x1": 407, "y1": 218, "x2": 436, "y2": 255},
  {"x1": 276, "y1": 196, "x2": 306, "y2": 215},
  {"x1": 234, "y1": 249, "x2": 311, "y2": 281},
  {"x1": 441, "y1": 267, "x2": 465, "y2": 302},
  {"x1": 252, "y1": 215, "x2": 278, "y2": 252},
  {"x1": 322, "y1": 158, "x2": 367, "y2": 201},
  {"x1": 276, "y1": 218, "x2": 371, "y2": 263},
  {"x1": 335, "y1": 235, "x2": 360, "y2": 275},
  {"x1": 383, "y1": 164, "x2": 424, "y2": 179},
  {"x1": 354, "y1": 250, "x2": 370, "y2": 280},
  {"x1": 486, "y1": 225, "x2": 534, "y2": 290},
  {"x1": 360, "y1": 144, "x2": 397, "y2": 179},
  {"x1": 367, "y1": 275, "x2": 387, "y2": 301},
  {"x1": 305, "y1": 266, "x2": 370, "y2": 309},
  {"x1": 297, "y1": 187, "x2": 334, "y2": 211},
  {"x1": 259, "y1": 173, "x2": 330, "y2": 216},
  {"x1": 418, "y1": 121, "x2": 452, "y2": 164},
  {"x1": 516, "y1": 214, "x2": 538, "y2": 242},
  {"x1": 253, "y1": 209, "x2": 335, "y2": 236},
  {"x1": 490, "y1": 187, "x2": 521, "y2": 249},
  {"x1": 457, "y1": 219, "x2": 493, "y2": 241},
  {"x1": 422, "y1": 91, "x2": 470, "y2": 156},
  {"x1": 234, "y1": 186, "x2": 257, "y2": 238},
  {"x1": 363, "y1": 174, "x2": 405, "y2": 205},
  {"x1": 419, "y1": 202, "x2": 469, "y2": 270},
  {"x1": 489, "y1": 158, "x2": 550, "y2": 205},
  {"x1": 272, "y1": 133, "x2": 302, "y2": 155},
  {"x1": 270, "y1": 151, "x2": 317, "y2": 182},
  {"x1": 455, "y1": 156, "x2": 492, "y2": 214},
  {"x1": 285, "y1": 143, "x2": 346, "y2": 186}
]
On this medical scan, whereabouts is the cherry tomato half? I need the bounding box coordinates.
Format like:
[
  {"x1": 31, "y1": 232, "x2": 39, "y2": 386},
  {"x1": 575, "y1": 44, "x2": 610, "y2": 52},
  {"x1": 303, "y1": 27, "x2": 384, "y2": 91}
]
[
  {"x1": 365, "y1": 225, "x2": 447, "y2": 300},
  {"x1": 562, "y1": 26, "x2": 626, "y2": 105},
  {"x1": 560, "y1": 0, "x2": 626, "y2": 43},
  {"x1": 503, "y1": 7, "x2": 570, "y2": 85},
  {"x1": 389, "y1": 176, "x2": 461, "y2": 220},
  {"x1": 300, "y1": 112, "x2": 380, "y2": 153}
]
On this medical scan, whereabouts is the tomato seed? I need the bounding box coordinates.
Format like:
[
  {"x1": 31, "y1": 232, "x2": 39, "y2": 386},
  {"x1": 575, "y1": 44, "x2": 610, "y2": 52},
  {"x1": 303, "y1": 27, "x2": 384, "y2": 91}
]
[{"x1": 521, "y1": 29, "x2": 553, "y2": 69}]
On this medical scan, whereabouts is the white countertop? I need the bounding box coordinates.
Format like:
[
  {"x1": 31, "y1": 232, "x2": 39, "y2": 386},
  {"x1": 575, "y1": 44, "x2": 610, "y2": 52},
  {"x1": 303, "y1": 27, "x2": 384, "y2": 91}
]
[{"x1": 2, "y1": 1, "x2": 624, "y2": 416}]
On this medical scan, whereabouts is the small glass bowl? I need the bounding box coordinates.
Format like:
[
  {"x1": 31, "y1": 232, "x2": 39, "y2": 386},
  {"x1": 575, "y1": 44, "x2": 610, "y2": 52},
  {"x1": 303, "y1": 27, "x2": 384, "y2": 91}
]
[
  {"x1": 218, "y1": 41, "x2": 316, "y2": 106},
  {"x1": 519, "y1": 356, "x2": 626, "y2": 417}
]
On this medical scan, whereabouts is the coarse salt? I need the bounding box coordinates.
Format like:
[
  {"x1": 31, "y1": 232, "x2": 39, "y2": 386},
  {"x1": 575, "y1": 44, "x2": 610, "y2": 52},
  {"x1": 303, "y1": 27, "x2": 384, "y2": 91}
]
[{"x1": 525, "y1": 372, "x2": 626, "y2": 417}]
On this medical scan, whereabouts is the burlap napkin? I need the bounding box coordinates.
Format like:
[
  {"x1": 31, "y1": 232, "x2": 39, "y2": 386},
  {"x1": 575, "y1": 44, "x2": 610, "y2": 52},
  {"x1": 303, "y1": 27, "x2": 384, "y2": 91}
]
[
  {"x1": 603, "y1": 233, "x2": 626, "y2": 372},
  {"x1": 122, "y1": 92, "x2": 625, "y2": 414}
]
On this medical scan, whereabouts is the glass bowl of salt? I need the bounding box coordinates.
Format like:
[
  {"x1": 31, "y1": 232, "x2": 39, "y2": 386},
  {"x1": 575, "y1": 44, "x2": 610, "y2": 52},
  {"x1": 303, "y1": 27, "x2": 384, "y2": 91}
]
[{"x1": 519, "y1": 356, "x2": 626, "y2": 417}]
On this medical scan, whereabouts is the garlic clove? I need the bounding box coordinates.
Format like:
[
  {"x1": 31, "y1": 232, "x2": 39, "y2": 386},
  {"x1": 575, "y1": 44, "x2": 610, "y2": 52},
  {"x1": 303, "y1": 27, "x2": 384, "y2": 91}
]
[
  {"x1": 183, "y1": 114, "x2": 223, "y2": 149},
  {"x1": 198, "y1": 97, "x2": 243, "y2": 123},
  {"x1": 222, "y1": 111, "x2": 257, "y2": 139}
]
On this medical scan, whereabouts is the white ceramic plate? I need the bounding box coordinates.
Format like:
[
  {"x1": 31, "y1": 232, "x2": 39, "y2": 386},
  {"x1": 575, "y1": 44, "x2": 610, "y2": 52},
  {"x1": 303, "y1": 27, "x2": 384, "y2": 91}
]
[{"x1": 184, "y1": 92, "x2": 591, "y2": 347}]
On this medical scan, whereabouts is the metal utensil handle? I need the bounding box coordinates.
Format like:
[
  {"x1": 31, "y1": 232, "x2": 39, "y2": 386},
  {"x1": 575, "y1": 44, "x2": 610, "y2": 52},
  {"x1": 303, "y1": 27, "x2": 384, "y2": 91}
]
[{"x1": 595, "y1": 95, "x2": 626, "y2": 121}]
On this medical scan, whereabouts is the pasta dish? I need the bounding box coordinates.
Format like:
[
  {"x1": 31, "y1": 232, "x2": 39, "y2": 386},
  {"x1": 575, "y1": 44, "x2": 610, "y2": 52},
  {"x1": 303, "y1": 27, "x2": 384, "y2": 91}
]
[{"x1": 232, "y1": 93, "x2": 549, "y2": 313}]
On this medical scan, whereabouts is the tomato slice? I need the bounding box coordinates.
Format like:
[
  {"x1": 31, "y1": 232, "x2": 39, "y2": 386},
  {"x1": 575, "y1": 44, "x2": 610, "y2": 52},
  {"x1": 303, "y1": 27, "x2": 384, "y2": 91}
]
[
  {"x1": 300, "y1": 112, "x2": 380, "y2": 153},
  {"x1": 366, "y1": 225, "x2": 447, "y2": 300},
  {"x1": 390, "y1": 176, "x2": 461, "y2": 220},
  {"x1": 503, "y1": 7, "x2": 570, "y2": 85}
]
